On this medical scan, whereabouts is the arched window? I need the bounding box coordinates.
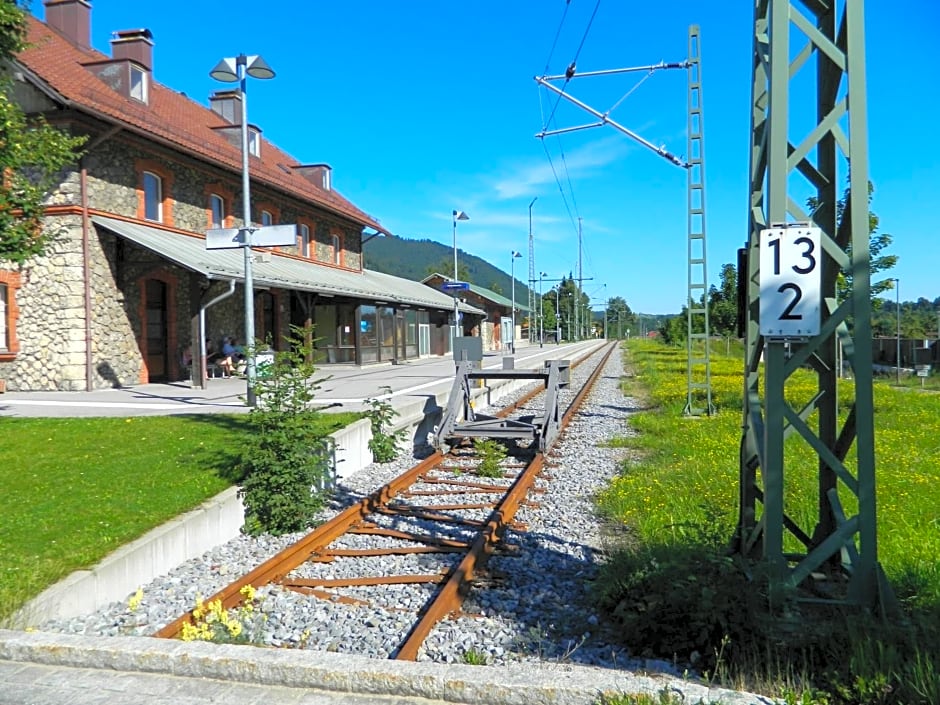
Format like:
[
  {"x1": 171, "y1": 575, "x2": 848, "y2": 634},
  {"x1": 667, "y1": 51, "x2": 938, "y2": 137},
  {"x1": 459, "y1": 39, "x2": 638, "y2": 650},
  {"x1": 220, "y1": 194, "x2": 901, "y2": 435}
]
[
  {"x1": 261, "y1": 210, "x2": 273, "y2": 227},
  {"x1": 299, "y1": 224, "x2": 310, "y2": 257},
  {"x1": 143, "y1": 171, "x2": 162, "y2": 222}
]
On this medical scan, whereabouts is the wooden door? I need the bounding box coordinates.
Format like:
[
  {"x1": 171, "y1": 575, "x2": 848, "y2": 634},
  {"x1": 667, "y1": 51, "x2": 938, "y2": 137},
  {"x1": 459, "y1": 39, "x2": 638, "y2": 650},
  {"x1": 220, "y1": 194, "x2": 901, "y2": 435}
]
[{"x1": 145, "y1": 279, "x2": 168, "y2": 382}]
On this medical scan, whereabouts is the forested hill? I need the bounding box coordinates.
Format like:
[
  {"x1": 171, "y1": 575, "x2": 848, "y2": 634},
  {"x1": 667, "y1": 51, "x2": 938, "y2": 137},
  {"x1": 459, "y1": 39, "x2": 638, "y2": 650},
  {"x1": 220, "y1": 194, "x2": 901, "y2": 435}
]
[{"x1": 363, "y1": 235, "x2": 533, "y2": 300}]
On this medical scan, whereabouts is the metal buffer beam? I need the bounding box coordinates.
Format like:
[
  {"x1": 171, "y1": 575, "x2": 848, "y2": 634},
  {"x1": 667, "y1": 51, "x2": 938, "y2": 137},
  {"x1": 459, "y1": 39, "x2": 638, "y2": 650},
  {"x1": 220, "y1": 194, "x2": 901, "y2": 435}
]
[{"x1": 432, "y1": 360, "x2": 570, "y2": 453}]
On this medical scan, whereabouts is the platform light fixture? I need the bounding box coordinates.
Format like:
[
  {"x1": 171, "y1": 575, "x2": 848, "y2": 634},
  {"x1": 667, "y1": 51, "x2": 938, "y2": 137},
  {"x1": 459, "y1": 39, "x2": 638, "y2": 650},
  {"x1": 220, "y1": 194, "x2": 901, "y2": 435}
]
[
  {"x1": 210, "y1": 54, "x2": 275, "y2": 406},
  {"x1": 452, "y1": 210, "x2": 469, "y2": 343}
]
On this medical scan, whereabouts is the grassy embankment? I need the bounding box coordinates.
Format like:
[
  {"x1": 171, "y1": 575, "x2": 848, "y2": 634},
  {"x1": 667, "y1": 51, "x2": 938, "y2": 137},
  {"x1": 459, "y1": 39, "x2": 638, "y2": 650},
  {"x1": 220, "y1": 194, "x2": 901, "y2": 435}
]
[
  {"x1": 0, "y1": 411, "x2": 359, "y2": 623},
  {"x1": 596, "y1": 338, "x2": 940, "y2": 704}
]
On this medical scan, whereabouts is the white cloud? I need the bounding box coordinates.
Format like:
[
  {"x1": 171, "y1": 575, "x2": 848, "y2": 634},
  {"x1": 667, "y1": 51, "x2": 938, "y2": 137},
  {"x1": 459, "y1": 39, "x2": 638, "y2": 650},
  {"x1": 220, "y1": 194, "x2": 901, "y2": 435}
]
[{"x1": 490, "y1": 135, "x2": 632, "y2": 200}]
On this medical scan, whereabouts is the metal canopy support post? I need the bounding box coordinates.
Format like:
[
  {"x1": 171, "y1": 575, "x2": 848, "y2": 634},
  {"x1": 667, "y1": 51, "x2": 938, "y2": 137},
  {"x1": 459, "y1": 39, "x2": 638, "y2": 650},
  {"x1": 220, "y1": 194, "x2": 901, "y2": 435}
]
[
  {"x1": 683, "y1": 25, "x2": 715, "y2": 417},
  {"x1": 736, "y1": 0, "x2": 890, "y2": 611}
]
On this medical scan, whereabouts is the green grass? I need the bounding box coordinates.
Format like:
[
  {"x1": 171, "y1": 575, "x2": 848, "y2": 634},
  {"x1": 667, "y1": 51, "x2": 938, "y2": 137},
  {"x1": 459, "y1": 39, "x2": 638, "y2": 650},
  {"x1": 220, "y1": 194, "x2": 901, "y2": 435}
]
[
  {"x1": 0, "y1": 411, "x2": 360, "y2": 622},
  {"x1": 596, "y1": 338, "x2": 940, "y2": 704}
]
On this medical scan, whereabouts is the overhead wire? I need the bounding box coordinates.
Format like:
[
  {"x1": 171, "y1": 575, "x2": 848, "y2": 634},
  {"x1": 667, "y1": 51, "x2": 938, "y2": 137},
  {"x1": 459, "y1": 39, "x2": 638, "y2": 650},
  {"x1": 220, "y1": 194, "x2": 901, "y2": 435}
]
[
  {"x1": 537, "y1": 0, "x2": 605, "y2": 292},
  {"x1": 539, "y1": 0, "x2": 602, "y2": 134},
  {"x1": 542, "y1": 0, "x2": 571, "y2": 75}
]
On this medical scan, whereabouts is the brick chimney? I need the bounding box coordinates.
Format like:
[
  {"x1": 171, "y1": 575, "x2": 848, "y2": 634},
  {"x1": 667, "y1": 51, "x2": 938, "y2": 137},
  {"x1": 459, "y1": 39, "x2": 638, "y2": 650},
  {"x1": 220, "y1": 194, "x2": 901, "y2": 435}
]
[
  {"x1": 111, "y1": 28, "x2": 153, "y2": 71},
  {"x1": 44, "y1": 0, "x2": 91, "y2": 49}
]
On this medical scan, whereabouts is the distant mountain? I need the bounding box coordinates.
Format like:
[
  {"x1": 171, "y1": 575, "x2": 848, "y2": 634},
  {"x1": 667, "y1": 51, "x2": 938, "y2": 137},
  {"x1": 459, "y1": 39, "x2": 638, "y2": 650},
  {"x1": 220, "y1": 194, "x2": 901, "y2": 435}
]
[{"x1": 363, "y1": 235, "x2": 533, "y2": 301}]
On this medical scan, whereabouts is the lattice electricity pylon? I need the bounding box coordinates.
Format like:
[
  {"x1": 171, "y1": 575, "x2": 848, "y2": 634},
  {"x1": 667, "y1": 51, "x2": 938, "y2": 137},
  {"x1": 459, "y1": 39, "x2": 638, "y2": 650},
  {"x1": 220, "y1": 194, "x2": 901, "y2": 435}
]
[
  {"x1": 683, "y1": 25, "x2": 715, "y2": 417},
  {"x1": 735, "y1": 0, "x2": 894, "y2": 612}
]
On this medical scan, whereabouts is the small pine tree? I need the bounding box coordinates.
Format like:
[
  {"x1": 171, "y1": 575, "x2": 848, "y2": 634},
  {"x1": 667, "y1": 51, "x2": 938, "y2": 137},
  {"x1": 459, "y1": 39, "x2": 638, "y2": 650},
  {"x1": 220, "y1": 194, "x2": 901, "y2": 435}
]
[{"x1": 237, "y1": 327, "x2": 332, "y2": 535}]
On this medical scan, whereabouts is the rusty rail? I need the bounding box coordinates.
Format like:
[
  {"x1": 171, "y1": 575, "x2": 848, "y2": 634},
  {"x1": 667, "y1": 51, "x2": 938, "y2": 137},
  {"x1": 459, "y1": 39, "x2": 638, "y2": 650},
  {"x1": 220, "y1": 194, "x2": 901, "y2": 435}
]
[
  {"x1": 156, "y1": 342, "x2": 617, "y2": 654},
  {"x1": 394, "y1": 341, "x2": 615, "y2": 659}
]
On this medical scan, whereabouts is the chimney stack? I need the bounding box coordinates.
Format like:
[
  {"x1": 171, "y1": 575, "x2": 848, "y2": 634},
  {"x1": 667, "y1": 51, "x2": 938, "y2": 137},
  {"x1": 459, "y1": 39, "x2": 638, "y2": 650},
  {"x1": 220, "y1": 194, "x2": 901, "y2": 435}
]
[
  {"x1": 44, "y1": 0, "x2": 91, "y2": 49},
  {"x1": 111, "y1": 28, "x2": 154, "y2": 71},
  {"x1": 209, "y1": 90, "x2": 243, "y2": 124}
]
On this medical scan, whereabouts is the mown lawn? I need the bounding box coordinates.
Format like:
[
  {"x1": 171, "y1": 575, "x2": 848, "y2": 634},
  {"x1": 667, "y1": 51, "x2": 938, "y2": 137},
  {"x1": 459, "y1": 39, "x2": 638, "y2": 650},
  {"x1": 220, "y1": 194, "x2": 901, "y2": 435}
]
[{"x1": 0, "y1": 411, "x2": 359, "y2": 622}]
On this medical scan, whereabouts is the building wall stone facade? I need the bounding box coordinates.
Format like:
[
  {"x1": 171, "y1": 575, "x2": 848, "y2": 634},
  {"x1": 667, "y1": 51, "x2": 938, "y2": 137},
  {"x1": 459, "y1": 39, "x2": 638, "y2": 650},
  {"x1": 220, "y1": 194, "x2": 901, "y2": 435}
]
[{"x1": 1, "y1": 126, "x2": 366, "y2": 391}]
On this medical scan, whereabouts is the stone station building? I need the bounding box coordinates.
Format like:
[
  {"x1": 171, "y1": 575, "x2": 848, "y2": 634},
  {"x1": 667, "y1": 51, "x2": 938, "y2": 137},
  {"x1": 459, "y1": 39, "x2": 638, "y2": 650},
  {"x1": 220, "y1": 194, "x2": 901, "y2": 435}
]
[{"x1": 0, "y1": 1, "x2": 482, "y2": 392}]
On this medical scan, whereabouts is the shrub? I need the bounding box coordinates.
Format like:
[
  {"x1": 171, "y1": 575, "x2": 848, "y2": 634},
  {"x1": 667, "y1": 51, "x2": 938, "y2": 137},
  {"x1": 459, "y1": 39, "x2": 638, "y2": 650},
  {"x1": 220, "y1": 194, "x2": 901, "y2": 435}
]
[
  {"x1": 365, "y1": 386, "x2": 406, "y2": 463},
  {"x1": 237, "y1": 328, "x2": 332, "y2": 535},
  {"x1": 473, "y1": 438, "x2": 507, "y2": 478}
]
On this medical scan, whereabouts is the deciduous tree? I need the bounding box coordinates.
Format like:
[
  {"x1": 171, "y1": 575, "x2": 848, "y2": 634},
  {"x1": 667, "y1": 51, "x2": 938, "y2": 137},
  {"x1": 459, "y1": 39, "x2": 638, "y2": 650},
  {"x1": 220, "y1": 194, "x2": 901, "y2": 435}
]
[{"x1": 0, "y1": 2, "x2": 86, "y2": 265}]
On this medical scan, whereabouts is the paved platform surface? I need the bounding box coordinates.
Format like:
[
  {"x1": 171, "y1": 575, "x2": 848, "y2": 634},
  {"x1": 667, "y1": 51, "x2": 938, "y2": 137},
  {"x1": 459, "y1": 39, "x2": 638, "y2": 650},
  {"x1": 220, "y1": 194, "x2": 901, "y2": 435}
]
[
  {"x1": 0, "y1": 630, "x2": 767, "y2": 705},
  {"x1": 0, "y1": 341, "x2": 601, "y2": 418}
]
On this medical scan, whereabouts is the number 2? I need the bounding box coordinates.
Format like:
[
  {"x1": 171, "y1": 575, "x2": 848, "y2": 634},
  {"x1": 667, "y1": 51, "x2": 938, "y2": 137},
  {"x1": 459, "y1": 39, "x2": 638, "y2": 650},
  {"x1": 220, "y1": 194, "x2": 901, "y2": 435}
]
[{"x1": 778, "y1": 283, "x2": 802, "y2": 320}]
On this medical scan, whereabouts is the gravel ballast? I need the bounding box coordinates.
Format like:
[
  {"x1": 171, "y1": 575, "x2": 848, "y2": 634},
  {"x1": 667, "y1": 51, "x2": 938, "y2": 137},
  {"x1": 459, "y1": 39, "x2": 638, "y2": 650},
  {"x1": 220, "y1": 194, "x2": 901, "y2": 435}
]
[{"x1": 29, "y1": 347, "x2": 766, "y2": 703}]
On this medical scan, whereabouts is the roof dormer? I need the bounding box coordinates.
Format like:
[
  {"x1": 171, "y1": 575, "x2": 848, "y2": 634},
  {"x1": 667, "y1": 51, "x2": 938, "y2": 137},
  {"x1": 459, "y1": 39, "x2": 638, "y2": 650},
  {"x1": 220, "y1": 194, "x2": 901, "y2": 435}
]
[
  {"x1": 80, "y1": 27, "x2": 154, "y2": 104},
  {"x1": 292, "y1": 163, "x2": 333, "y2": 191}
]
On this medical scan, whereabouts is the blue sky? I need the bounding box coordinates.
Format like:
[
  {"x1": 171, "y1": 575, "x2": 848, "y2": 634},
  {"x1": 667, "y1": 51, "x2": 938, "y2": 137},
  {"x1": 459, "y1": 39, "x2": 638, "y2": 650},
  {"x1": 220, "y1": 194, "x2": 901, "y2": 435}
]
[{"x1": 35, "y1": 1, "x2": 939, "y2": 315}]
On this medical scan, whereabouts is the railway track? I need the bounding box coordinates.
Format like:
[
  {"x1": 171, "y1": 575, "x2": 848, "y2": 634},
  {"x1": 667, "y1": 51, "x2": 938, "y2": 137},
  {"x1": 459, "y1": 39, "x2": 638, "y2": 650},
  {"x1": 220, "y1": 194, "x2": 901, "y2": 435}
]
[{"x1": 155, "y1": 342, "x2": 617, "y2": 660}]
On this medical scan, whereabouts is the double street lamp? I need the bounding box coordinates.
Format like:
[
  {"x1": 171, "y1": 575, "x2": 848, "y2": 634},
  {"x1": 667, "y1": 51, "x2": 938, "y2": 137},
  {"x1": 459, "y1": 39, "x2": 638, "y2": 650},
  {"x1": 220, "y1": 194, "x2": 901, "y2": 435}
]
[
  {"x1": 210, "y1": 53, "x2": 275, "y2": 406},
  {"x1": 452, "y1": 210, "x2": 469, "y2": 341},
  {"x1": 510, "y1": 251, "x2": 522, "y2": 353}
]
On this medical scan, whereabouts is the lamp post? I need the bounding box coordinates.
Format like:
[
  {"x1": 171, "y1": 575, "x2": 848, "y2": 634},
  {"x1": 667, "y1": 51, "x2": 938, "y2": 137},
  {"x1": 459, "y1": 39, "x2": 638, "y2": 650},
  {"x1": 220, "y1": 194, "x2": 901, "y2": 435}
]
[
  {"x1": 539, "y1": 272, "x2": 547, "y2": 347},
  {"x1": 510, "y1": 250, "x2": 521, "y2": 353},
  {"x1": 890, "y1": 277, "x2": 900, "y2": 384},
  {"x1": 210, "y1": 54, "x2": 275, "y2": 407},
  {"x1": 551, "y1": 286, "x2": 560, "y2": 344},
  {"x1": 528, "y1": 197, "x2": 537, "y2": 344},
  {"x1": 452, "y1": 210, "x2": 469, "y2": 343}
]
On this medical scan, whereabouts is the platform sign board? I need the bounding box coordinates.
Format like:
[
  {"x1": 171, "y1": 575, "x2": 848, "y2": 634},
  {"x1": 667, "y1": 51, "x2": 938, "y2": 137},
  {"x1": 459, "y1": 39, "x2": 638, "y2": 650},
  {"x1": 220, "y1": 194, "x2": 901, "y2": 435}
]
[
  {"x1": 206, "y1": 224, "x2": 297, "y2": 250},
  {"x1": 441, "y1": 281, "x2": 470, "y2": 292},
  {"x1": 759, "y1": 225, "x2": 821, "y2": 338}
]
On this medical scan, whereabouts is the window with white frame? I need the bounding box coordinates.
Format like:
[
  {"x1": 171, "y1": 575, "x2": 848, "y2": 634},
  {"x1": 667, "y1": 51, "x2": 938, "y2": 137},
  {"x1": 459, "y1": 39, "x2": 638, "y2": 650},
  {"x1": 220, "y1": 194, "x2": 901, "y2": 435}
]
[
  {"x1": 143, "y1": 171, "x2": 162, "y2": 222},
  {"x1": 261, "y1": 210, "x2": 273, "y2": 227},
  {"x1": 209, "y1": 194, "x2": 225, "y2": 228},
  {"x1": 248, "y1": 127, "x2": 260, "y2": 157},
  {"x1": 299, "y1": 223, "x2": 310, "y2": 257},
  {"x1": 331, "y1": 233, "x2": 341, "y2": 265},
  {"x1": 130, "y1": 65, "x2": 148, "y2": 103}
]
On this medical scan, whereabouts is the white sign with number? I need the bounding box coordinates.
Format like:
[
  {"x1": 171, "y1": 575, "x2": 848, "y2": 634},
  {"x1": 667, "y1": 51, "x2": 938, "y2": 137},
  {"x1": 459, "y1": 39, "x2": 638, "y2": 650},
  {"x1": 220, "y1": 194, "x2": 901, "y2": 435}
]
[{"x1": 759, "y1": 225, "x2": 821, "y2": 338}]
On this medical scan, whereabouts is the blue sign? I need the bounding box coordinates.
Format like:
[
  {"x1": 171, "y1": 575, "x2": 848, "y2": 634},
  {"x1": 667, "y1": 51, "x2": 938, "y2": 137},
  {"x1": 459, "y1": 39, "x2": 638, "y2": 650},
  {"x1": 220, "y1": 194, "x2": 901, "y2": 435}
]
[{"x1": 441, "y1": 281, "x2": 470, "y2": 292}]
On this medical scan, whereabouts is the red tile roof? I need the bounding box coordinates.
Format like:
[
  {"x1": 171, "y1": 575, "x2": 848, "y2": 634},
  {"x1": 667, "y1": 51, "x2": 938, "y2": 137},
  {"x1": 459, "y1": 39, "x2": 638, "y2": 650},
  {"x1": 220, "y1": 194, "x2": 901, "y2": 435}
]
[{"x1": 19, "y1": 16, "x2": 392, "y2": 236}]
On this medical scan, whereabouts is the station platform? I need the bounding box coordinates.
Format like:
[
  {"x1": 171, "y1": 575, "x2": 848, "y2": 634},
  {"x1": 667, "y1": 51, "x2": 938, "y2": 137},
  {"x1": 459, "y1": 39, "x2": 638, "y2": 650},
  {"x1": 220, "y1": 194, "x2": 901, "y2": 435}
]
[{"x1": 0, "y1": 341, "x2": 604, "y2": 418}]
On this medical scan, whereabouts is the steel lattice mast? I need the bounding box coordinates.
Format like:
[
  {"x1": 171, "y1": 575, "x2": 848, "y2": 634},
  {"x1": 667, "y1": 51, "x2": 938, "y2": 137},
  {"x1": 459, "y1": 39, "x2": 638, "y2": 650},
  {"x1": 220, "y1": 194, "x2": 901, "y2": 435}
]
[
  {"x1": 736, "y1": 0, "x2": 892, "y2": 610},
  {"x1": 683, "y1": 25, "x2": 715, "y2": 417}
]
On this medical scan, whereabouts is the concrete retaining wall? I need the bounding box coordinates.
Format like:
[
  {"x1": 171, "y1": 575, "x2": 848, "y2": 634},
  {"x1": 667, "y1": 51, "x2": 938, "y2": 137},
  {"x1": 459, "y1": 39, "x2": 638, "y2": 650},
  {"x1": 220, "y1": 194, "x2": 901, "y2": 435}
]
[{"x1": 20, "y1": 344, "x2": 602, "y2": 624}]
